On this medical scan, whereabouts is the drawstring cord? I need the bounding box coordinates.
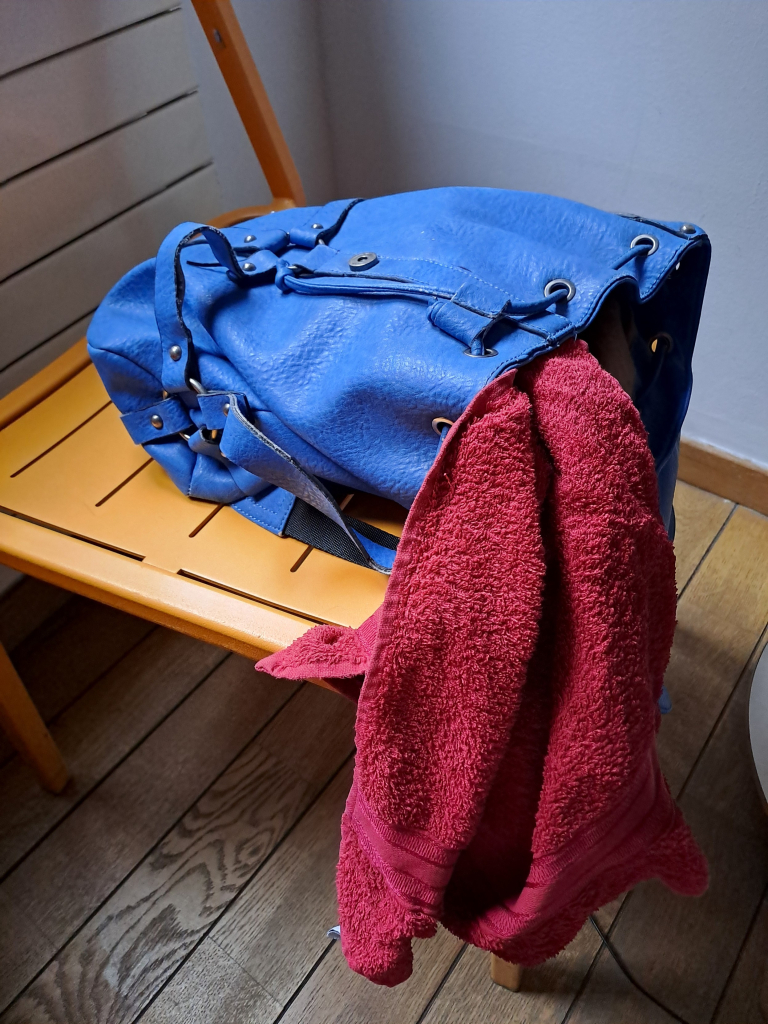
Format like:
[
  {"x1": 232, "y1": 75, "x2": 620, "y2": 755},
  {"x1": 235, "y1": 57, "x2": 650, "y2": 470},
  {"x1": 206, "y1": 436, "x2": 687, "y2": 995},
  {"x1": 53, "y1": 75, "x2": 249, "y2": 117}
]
[{"x1": 613, "y1": 240, "x2": 655, "y2": 270}]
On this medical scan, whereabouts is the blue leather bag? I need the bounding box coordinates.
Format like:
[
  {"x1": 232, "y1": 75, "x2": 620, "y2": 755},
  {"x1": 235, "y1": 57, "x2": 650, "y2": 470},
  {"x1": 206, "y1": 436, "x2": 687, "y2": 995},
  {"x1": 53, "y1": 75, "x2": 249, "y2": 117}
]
[{"x1": 88, "y1": 187, "x2": 710, "y2": 573}]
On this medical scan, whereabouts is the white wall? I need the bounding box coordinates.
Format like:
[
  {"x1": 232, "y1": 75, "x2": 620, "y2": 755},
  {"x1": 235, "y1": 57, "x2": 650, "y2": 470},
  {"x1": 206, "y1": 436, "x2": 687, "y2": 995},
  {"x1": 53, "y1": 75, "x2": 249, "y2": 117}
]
[
  {"x1": 315, "y1": 0, "x2": 768, "y2": 469},
  {"x1": 47, "y1": 1, "x2": 765, "y2": 471}
]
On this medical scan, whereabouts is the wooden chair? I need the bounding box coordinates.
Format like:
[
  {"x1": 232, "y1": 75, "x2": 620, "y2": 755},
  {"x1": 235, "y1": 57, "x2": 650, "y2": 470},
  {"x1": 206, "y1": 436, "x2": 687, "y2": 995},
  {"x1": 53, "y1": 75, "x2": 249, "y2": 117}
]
[{"x1": 0, "y1": 0, "x2": 521, "y2": 993}]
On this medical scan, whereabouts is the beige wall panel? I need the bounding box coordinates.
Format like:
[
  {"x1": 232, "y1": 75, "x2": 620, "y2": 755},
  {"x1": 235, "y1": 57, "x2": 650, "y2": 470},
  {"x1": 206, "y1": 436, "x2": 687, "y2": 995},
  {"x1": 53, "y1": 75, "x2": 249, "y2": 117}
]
[
  {"x1": 0, "y1": 93, "x2": 211, "y2": 281},
  {"x1": 0, "y1": 315, "x2": 92, "y2": 400},
  {"x1": 0, "y1": 165, "x2": 222, "y2": 370},
  {"x1": 0, "y1": 9, "x2": 196, "y2": 182},
  {"x1": 0, "y1": 0, "x2": 175, "y2": 76}
]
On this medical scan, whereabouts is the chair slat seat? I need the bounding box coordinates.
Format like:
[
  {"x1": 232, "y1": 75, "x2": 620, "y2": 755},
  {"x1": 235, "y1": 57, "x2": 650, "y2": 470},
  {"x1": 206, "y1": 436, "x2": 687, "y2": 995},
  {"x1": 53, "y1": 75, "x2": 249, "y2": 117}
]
[{"x1": 0, "y1": 355, "x2": 397, "y2": 641}]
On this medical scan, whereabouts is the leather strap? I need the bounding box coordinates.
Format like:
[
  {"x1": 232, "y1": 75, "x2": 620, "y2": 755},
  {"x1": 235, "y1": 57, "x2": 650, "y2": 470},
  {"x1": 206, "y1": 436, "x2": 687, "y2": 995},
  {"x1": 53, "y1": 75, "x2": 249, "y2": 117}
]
[
  {"x1": 155, "y1": 223, "x2": 281, "y2": 394},
  {"x1": 156, "y1": 222, "x2": 218, "y2": 393},
  {"x1": 287, "y1": 197, "x2": 363, "y2": 249},
  {"x1": 186, "y1": 428, "x2": 269, "y2": 498},
  {"x1": 121, "y1": 395, "x2": 194, "y2": 443},
  {"x1": 279, "y1": 246, "x2": 575, "y2": 347},
  {"x1": 220, "y1": 394, "x2": 397, "y2": 573}
]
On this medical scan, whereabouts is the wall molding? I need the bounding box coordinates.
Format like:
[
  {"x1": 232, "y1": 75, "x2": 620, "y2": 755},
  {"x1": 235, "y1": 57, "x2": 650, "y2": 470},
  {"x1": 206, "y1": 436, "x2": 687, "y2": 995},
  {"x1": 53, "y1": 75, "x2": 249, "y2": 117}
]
[{"x1": 679, "y1": 439, "x2": 768, "y2": 517}]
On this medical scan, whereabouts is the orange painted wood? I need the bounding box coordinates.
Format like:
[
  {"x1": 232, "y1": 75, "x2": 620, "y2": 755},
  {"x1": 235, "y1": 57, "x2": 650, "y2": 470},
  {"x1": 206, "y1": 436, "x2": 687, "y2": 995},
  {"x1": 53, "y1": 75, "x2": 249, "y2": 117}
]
[
  {"x1": 490, "y1": 954, "x2": 523, "y2": 991},
  {"x1": 209, "y1": 198, "x2": 296, "y2": 228},
  {"x1": 0, "y1": 337, "x2": 90, "y2": 431},
  {"x1": 0, "y1": 337, "x2": 388, "y2": 781},
  {"x1": 0, "y1": 640, "x2": 68, "y2": 792},
  {"x1": 0, "y1": 366, "x2": 391, "y2": 627},
  {"x1": 0, "y1": 513, "x2": 315, "y2": 664},
  {"x1": 190, "y1": 0, "x2": 305, "y2": 206},
  {"x1": 0, "y1": 10, "x2": 313, "y2": 787}
]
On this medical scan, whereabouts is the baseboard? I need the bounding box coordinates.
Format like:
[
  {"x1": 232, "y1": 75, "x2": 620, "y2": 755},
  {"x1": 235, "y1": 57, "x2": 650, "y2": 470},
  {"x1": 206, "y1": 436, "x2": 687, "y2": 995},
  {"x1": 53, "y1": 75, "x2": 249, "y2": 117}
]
[{"x1": 679, "y1": 439, "x2": 768, "y2": 517}]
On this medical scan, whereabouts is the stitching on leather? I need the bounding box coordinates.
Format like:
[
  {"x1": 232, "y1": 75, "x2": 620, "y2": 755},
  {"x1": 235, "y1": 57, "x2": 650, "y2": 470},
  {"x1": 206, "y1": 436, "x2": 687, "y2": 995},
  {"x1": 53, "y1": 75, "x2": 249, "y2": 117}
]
[
  {"x1": 485, "y1": 337, "x2": 555, "y2": 385},
  {"x1": 352, "y1": 253, "x2": 512, "y2": 300},
  {"x1": 228, "y1": 401, "x2": 380, "y2": 565},
  {"x1": 641, "y1": 241, "x2": 688, "y2": 296},
  {"x1": 229, "y1": 403, "x2": 342, "y2": 523},
  {"x1": 301, "y1": 247, "x2": 509, "y2": 301},
  {"x1": 316, "y1": 240, "x2": 691, "y2": 316},
  {"x1": 235, "y1": 499, "x2": 286, "y2": 529}
]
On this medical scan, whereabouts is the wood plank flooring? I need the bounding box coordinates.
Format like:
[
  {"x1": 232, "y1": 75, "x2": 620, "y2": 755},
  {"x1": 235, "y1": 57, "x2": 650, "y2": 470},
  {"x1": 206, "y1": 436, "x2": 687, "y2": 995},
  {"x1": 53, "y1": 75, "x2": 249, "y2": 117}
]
[{"x1": 0, "y1": 480, "x2": 766, "y2": 1023}]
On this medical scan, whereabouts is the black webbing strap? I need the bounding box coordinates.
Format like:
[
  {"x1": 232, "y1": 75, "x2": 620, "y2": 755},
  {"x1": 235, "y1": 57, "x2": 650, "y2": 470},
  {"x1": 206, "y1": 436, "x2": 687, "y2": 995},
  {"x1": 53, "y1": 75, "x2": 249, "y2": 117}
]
[{"x1": 283, "y1": 498, "x2": 400, "y2": 570}]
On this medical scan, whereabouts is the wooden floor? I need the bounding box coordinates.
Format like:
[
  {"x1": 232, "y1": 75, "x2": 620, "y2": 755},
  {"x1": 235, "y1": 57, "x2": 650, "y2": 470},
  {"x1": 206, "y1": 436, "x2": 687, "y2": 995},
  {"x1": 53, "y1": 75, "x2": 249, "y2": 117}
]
[{"x1": 0, "y1": 480, "x2": 766, "y2": 1024}]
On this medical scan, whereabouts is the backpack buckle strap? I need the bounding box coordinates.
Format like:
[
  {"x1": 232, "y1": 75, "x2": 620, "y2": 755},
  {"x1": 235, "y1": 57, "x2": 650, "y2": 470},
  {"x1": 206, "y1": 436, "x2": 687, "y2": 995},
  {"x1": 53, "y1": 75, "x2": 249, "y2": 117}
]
[
  {"x1": 121, "y1": 396, "x2": 194, "y2": 444},
  {"x1": 197, "y1": 391, "x2": 239, "y2": 430},
  {"x1": 428, "y1": 301, "x2": 492, "y2": 347}
]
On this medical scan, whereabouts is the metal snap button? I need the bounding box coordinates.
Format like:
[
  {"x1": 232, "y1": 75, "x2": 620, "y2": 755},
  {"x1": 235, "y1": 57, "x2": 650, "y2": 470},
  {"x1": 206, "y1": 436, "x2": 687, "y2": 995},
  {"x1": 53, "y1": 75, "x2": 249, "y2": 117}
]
[
  {"x1": 680, "y1": 224, "x2": 696, "y2": 234},
  {"x1": 544, "y1": 278, "x2": 576, "y2": 301},
  {"x1": 349, "y1": 252, "x2": 378, "y2": 270},
  {"x1": 222, "y1": 402, "x2": 230, "y2": 415},
  {"x1": 150, "y1": 414, "x2": 163, "y2": 429},
  {"x1": 244, "y1": 234, "x2": 256, "y2": 242},
  {"x1": 169, "y1": 345, "x2": 182, "y2": 361},
  {"x1": 311, "y1": 223, "x2": 324, "y2": 230},
  {"x1": 242, "y1": 262, "x2": 254, "y2": 271}
]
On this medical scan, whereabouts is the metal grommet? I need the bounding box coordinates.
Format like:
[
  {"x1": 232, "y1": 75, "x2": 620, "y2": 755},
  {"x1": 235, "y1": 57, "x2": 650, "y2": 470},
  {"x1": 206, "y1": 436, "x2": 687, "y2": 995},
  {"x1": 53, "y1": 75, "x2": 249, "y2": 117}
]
[
  {"x1": 463, "y1": 347, "x2": 498, "y2": 358},
  {"x1": 630, "y1": 233, "x2": 659, "y2": 255},
  {"x1": 242, "y1": 262, "x2": 254, "y2": 272},
  {"x1": 680, "y1": 224, "x2": 697, "y2": 234},
  {"x1": 349, "y1": 252, "x2": 378, "y2": 270},
  {"x1": 432, "y1": 417, "x2": 455, "y2": 435},
  {"x1": 244, "y1": 234, "x2": 256, "y2": 242},
  {"x1": 649, "y1": 332, "x2": 673, "y2": 354},
  {"x1": 169, "y1": 345, "x2": 182, "y2": 361},
  {"x1": 222, "y1": 401, "x2": 230, "y2": 415},
  {"x1": 150, "y1": 414, "x2": 163, "y2": 429},
  {"x1": 311, "y1": 223, "x2": 324, "y2": 230},
  {"x1": 543, "y1": 278, "x2": 576, "y2": 301}
]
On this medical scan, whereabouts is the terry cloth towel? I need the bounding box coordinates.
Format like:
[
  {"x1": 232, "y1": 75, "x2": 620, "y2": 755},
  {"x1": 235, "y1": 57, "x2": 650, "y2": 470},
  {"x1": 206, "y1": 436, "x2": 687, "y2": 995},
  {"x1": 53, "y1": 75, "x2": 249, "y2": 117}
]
[{"x1": 257, "y1": 339, "x2": 708, "y2": 986}]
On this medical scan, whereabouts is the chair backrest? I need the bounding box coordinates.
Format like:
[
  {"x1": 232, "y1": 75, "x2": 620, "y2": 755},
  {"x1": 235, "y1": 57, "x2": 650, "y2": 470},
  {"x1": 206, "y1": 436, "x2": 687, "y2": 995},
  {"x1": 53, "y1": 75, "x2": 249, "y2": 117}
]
[{"x1": 190, "y1": 0, "x2": 305, "y2": 207}]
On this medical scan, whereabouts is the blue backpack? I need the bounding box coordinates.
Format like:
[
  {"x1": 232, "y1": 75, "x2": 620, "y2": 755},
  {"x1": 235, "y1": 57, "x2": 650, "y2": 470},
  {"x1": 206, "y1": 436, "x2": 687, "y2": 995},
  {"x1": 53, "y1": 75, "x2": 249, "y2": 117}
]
[{"x1": 87, "y1": 187, "x2": 710, "y2": 574}]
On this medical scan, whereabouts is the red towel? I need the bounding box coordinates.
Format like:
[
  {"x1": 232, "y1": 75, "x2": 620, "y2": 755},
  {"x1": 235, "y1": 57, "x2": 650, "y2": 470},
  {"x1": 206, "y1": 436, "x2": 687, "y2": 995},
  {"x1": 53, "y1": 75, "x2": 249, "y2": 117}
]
[{"x1": 258, "y1": 339, "x2": 707, "y2": 986}]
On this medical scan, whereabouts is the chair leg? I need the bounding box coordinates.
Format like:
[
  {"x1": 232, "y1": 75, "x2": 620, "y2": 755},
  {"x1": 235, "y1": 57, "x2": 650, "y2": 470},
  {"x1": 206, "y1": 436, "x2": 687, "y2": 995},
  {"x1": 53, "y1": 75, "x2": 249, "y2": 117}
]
[
  {"x1": 490, "y1": 953, "x2": 523, "y2": 991},
  {"x1": 0, "y1": 641, "x2": 68, "y2": 792}
]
